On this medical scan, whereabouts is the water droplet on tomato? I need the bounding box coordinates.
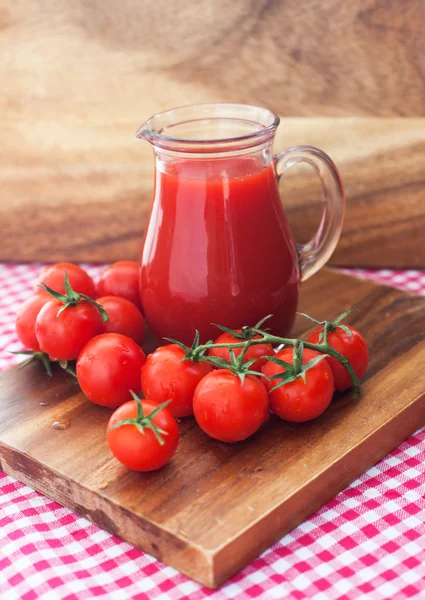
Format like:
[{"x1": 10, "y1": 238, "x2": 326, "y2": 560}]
[
  {"x1": 39, "y1": 402, "x2": 49, "y2": 406},
  {"x1": 98, "y1": 482, "x2": 109, "y2": 490},
  {"x1": 52, "y1": 419, "x2": 70, "y2": 430}
]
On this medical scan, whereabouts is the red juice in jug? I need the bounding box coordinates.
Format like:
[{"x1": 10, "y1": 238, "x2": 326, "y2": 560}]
[{"x1": 140, "y1": 157, "x2": 299, "y2": 345}]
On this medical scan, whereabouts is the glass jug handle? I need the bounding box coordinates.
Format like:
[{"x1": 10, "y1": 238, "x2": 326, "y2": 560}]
[{"x1": 274, "y1": 145, "x2": 345, "y2": 282}]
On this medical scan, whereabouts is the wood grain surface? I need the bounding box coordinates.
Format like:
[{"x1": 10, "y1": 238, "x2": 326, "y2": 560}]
[
  {"x1": 1, "y1": 0, "x2": 425, "y2": 266},
  {"x1": 2, "y1": 114, "x2": 425, "y2": 266},
  {"x1": 2, "y1": 269, "x2": 425, "y2": 587},
  {"x1": 1, "y1": 0, "x2": 424, "y2": 119},
  {"x1": 283, "y1": 119, "x2": 425, "y2": 267}
]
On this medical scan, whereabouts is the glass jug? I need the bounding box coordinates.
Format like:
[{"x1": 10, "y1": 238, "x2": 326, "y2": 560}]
[{"x1": 136, "y1": 104, "x2": 345, "y2": 345}]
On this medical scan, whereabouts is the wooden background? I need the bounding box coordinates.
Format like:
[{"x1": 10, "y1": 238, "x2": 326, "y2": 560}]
[{"x1": 1, "y1": 0, "x2": 425, "y2": 265}]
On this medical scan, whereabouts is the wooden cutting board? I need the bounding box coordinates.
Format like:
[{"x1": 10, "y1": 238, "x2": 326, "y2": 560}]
[{"x1": 1, "y1": 268, "x2": 425, "y2": 588}]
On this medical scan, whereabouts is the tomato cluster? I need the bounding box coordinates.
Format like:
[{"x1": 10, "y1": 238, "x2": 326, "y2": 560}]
[{"x1": 15, "y1": 263, "x2": 369, "y2": 473}]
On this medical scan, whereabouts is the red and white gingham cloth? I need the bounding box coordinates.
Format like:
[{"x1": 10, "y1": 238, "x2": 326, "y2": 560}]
[{"x1": 1, "y1": 264, "x2": 425, "y2": 600}]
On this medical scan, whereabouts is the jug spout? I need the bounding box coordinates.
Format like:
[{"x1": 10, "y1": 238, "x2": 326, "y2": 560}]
[
  {"x1": 135, "y1": 123, "x2": 151, "y2": 143},
  {"x1": 136, "y1": 103, "x2": 280, "y2": 154}
]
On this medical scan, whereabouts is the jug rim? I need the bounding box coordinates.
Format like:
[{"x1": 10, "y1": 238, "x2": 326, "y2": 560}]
[{"x1": 136, "y1": 103, "x2": 280, "y2": 153}]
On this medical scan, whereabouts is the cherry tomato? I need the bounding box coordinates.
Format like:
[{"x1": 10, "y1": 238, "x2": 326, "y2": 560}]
[
  {"x1": 36, "y1": 300, "x2": 104, "y2": 361},
  {"x1": 16, "y1": 295, "x2": 51, "y2": 350},
  {"x1": 36, "y1": 263, "x2": 96, "y2": 299},
  {"x1": 209, "y1": 332, "x2": 274, "y2": 371},
  {"x1": 97, "y1": 261, "x2": 141, "y2": 310},
  {"x1": 107, "y1": 397, "x2": 178, "y2": 471},
  {"x1": 306, "y1": 326, "x2": 368, "y2": 391},
  {"x1": 77, "y1": 333, "x2": 146, "y2": 408},
  {"x1": 97, "y1": 296, "x2": 145, "y2": 345},
  {"x1": 141, "y1": 344, "x2": 213, "y2": 417},
  {"x1": 193, "y1": 370, "x2": 269, "y2": 443},
  {"x1": 262, "y1": 348, "x2": 334, "y2": 422}
]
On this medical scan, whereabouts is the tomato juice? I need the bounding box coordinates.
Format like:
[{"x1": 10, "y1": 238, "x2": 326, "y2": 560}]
[{"x1": 140, "y1": 157, "x2": 299, "y2": 344}]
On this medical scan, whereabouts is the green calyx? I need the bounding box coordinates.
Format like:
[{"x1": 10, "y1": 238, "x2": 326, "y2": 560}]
[
  {"x1": 58, "y1": 360, "x2": 77, "y2": 378},
  {"x1": 213, "y1": 314, "x2": 273, "y2": 341},
  {"x1": 265, "y1": 341, "x2": 329, "y2": 392},
  {"x1": 110, "y1": 391, "x2": 171, "y2": 446},
  {"x1": 40, "y1": 270, "x2": 108, "y2": 324},
  {"x1": 12, "y1": 350, "x2": 77, "y2": 379},
  {"x1": 297, "y1": 309, "x2": 358, "y2": 342},
  {"x1": 12, "y1": 350, "x2": 54, "y2": 376},
  {"x1": 164, "y1": 330, "x2": 213, "y2": 363},
  {"x1": 204, "y1": 340, "x2": 269, "y2": 385}
]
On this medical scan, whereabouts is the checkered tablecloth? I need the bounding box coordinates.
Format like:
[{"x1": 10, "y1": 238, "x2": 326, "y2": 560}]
[{"x1": 1, "y1": 264, "x2": 425, "y2": 600}]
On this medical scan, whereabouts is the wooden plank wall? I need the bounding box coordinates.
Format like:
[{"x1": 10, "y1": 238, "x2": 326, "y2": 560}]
[{"x1": 1, "y1": 0, "x2": 424, "y2": 265}]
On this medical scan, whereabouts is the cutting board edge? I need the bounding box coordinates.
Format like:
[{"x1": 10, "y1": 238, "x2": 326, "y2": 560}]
[
  {"x1": 210, "y1": 386, "x2": 425, "y2": 586},
  {"x1": 2, "y1": 383, "x2": 425, "y2": 589},
  {"x1": 0, "y1": 440, "x2": 218, "y2": 587}
]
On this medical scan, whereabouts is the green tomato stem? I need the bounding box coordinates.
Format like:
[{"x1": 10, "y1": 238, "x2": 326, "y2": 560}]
[{"x1": 194, "y1": 331, "x2": 361, "y2": 399}]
